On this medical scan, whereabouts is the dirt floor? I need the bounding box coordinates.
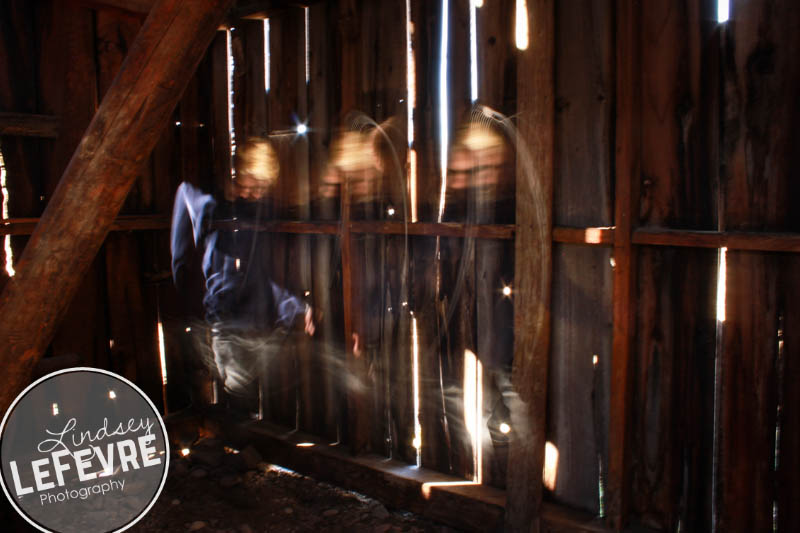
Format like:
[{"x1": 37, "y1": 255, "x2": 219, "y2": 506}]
[{"x1": 130, "y1": 438, "x2": 460, "y2": 533}]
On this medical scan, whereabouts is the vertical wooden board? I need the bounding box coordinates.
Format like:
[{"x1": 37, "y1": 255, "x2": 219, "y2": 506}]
[
  {"x1": 378, "y1": 0, "x2": 413, "y2": 463},
  {"x1": 437, "y1": 235, "x2": 475, "y2": 480},
  {"x1": 232, "y1": 19, "x2": 267, "y2": 139},
  {"x1": 778, "y1": 253, "x2": 800, "y2": 532},
  {"x1": 0, "y1": 0, "x2": 41, "y2": 277},
  {"x1": 607, "y1": 0, "x2": 641, "y2": 527},
  {"x1": 470, "y1": 2, "x2": 518, "y2": 482},
  {"x1": 717, "y1": 1, "x2": 800, "y2": 530},
  {"x1": 629, "y1": 247, "x2": 716, "y2": 531},
  {"x1": 179, "y1": 76, "x2": 201, "y2": 189},
  {"x1": 410, "y1": 0, "x2": 443, "y2": 223},
  {"x1": 505, "y1": 0, "x2": 554, "y2": 530},
  {"x1": 722, "y1": 0, "x2": 800, "y2": 233},
  {"x1": 386, "y1": 234, "x2": 415, "y2": 463},
  {"x1": 628, "y1": 1, "x2": 720, "y2": 529},
  {"x1": 336, "y1": 0, "x2": 369, "y2": 452},
  {"x1": 95, "y1": 10, "x2": 154, "y2": 214},
  {"x1": 553, "y1": 0, "x2": 613, "y2": 228},
  {"x1": 307, "y1": 0, "x2": 343, "y2": 441},
  {"x1": 0, "y1": 0, "x2": 42, "y2": 222},
  {"x1": 547, "y1": 244, "x2": 613, "y2": 514},
  {"x1": 50, "y1": 257, "x2": 110, "y2": 369},
  {"x1": 354, "y1": 0, "x2": 412, "y2": 460},
  {"x1": 718, "y1": 251, "x2": 778, "y2": 532},
  {"x1": 407, "y1": 0, "x2": 466, "y2": 477},
  {"x1": 268, "y1": 7, "x2": 304, "y2": 216},
  {"x1": 36, "y1": 1, "x2": 97, "y2": 198},
  {"x1": 476, "y1": 0, "x2": 516, "y2": 115},
  {"x1": 35, "y1": 1, "x2": 109, "y2": 367},
  {"x1": 210, "y1": 30, "x2": 232, "y2": 198},
  {"x1": 412, "y1": 235, "x2": 450, "y2": 472},
  {"x1": 264, "y1": 7, "x2": 306, "y2": 429},
  {"x1": 105, "y1": 232, "x2": 163, "y2": 404},
  {"x1": 308, "y1": 0, "x2": 339, "y2": 221},
  {"x1": 476, "y1": 237, "x2": 515, "y2": 489},
  {"x1": 448, "y1": 0, "x2": 471, "y2": 136},
  {"x1": 639, "y1": 0, "x2": 718, "y2": 230}
]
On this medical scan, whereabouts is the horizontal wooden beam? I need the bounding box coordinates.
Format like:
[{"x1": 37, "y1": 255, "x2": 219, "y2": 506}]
[
  {"x1": 196, "y1": 409, "x2": 616, "y2": 533},
  {"x1": 0, "y1": 112, "x2": 60, "y2": 138},
  {"x1": 6, "y1": 215, "x2": 800, "y2": 255},
  {"x1": 553, "y1": 226, "x2": 615, "y2": 246},
  {"x1": 349, "y1": 220, "x2": 515, "y2": 239},
  {"x1": 633, "y1": 228, "x2": 800, "y2": 252},
  {"x1": 0, "y1": 215, "x2": 171, "y2": 235},
  {"x1": 0, "y1": 0, "x2": 234, "y2": 414}
]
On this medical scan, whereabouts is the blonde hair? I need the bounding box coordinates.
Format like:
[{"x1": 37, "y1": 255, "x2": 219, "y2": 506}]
[{"x1": 235, "y1": 137, "x2": 280, "y2": 184}]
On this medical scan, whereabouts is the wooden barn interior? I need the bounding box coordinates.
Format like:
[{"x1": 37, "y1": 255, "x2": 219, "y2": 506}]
[{"x1": 0, "y1": 0, "x2": 798, "y2": 531}]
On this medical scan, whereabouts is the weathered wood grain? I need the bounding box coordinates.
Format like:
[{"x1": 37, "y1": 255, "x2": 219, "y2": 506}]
[
  {"x1": 476, "y1": 0, "x2": 515, "y2": 115},
  {"x1": 505, "y1": 0, "x2": 554, "y2": 530},
  {"x1": 0, "y1": 0, "x2": 235, "y2": 413},
  {"x1": 628, "y1": 1, "x2": 719, "y2": 530},
  {"x1": 547, "y1": 0, "x2": 614, "y2": 512},
  {"x1": 607, "y1": 0, "x2": 640, "y2": 528},
  {"x1": 0, "y1": 113, "x2": 59, "y2": 138},
  {"x1": 716, "y1": 0, "x2": 800, "y2": 530}
]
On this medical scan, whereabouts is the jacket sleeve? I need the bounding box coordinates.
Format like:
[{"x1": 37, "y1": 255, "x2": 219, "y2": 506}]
[
  {"x1": 271, "y1": 281, "x2": 307, "y2": 328},
  {"x1": 170, "y1": 182, "x2": 216, "y2": 288}
]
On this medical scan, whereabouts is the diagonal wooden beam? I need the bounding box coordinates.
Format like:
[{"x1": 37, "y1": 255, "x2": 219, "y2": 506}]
[{"x1": 0, "y1": 0, "x2": 234, "y2": 413}]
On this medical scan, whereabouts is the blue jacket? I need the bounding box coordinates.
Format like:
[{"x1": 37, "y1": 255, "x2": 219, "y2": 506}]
[{"x1": 170, "y1": 182, "x2": 306, "y2": 330}]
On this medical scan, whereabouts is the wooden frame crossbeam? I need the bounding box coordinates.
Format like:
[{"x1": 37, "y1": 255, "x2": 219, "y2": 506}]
[
  {"x1": 0, "y1": 0, "x2": 235, "y2": 413},
  {"x1": 0, "y1": 112, "x2": 60, "y2": 138},
  {"x1": 7, "y1": 215, "x2": 800, "y2": 254}
]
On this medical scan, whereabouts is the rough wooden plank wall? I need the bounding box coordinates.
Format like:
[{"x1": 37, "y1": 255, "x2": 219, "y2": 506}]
[
  {"x1": 474, "y1": 0, "x2": 516, "y2": 490},
  {"x1": 629, "y1": 0, "x2": 719, "y2": 530},
  {"x1": 779, "y1": 254, "x2": 800, "y2": 533},
  {"x1": 548, "y1": 0, "x2": 614, "y2": 514},
  {"x1": 505, "y1": 0, "x2": 554, "y2": 530},
  {"x1": 717, "y1": 0, "x2": 800, "y2": 531},
  {"x1": 308, "y1": 0, "x2": 345, "y2": 443},
  {"x1": 262, "y1": 6, "x2": 306, "y2": 428}
]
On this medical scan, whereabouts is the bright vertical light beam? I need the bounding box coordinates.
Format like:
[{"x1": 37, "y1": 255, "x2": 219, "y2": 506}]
[
  {"x1": 264, "y1": 19, "x2": 271, "y2": 93},
  {"x1": 438, "y1": 0, "x2": 449, "y2": 222},
  {"x1": 304, "y1": 7, "x2": 310, "y2": 84},
  {"x1": 469, "y1": 0, "x2": 478, "y2": 102},
  {"x1": 717, "y1": 0, "x2": 730, "y2": 23},
  {"x1": 406, "y1": 0, "x2": 418, "y2": 222},
  {"x1": 157, "y1": 321, "x2": 168, "y2": 385},
  {"x1": 515, "y1": 0, "x2": 529, "y2": 50},
  {"x1": 0, "y1": 150, "x2": 15, "y2": 277},
  {"x1": 716, "y1": 247, "x2": 727, "y2": 323},
  {"x1": 226, "y1": 28, "x2": 236, "y2": 179},
  {"x1": 412, "y1": 317, "x2": 422, "y2": 466}
]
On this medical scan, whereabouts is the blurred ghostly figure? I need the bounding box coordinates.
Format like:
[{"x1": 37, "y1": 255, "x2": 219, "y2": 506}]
[
  {"x1": 440, "y1": 114, "x2": 515, "y2": 483},
  {"x1": 171, "y1": 137, "x2": 314, "y2": 398}
]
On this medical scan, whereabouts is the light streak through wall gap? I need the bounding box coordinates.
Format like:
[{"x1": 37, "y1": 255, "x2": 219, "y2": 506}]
[
  {"x1": 717, "y1": 0, "x2": 730, "y2": 23},
  {"x1": 437, "y1": 0, "x2": 449, "y2": 222},
  {"x1": 0, "y1": 149, "x2": 14, "y2": 277},
  {"x1": 469, "y1": 0, "x2": 478, "y2": 102},
  {"x1": 305, "y1": 7, "x2": 310, "y2": 84},
  {"x1": 264, "y1": 19, "x2": 271, "y2": 93},
  {"x1": 406, "y1": 0, "x2": 418, "y2": 222},
  {"x1": 226, "y1": 28, "x2": 237, "y2": 179}
]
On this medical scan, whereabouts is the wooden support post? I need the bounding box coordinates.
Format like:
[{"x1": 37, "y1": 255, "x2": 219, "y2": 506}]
[
  {"x1": 0, "y1": 0, "x2": 234, "y2": 413},
  {"x1": 607, "y1": 0, "x2": 640, "y2": 529},
  {"x1": 505, "y1": 0, "x2": 554, "y2": 531}
]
